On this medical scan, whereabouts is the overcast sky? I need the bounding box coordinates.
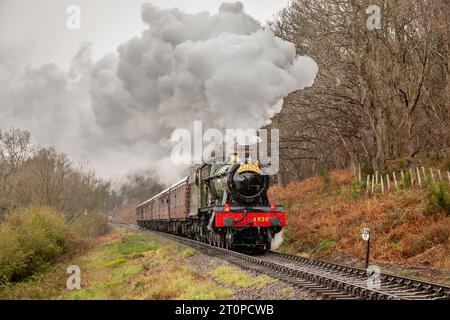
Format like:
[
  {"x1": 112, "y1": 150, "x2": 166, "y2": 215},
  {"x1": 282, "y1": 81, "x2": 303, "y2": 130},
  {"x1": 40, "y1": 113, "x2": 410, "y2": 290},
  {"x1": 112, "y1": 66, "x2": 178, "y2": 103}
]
[
  {"x1": 0, "y1": 1, "x2": 319, "y2": 184},
  {"x1": 0, "y1": 0, "x2": 290, "y2": 69}
]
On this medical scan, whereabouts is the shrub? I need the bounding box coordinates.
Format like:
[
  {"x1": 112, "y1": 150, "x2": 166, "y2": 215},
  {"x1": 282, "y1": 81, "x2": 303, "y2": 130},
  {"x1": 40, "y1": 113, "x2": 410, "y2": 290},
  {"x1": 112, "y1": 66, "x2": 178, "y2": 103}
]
[
  {"x1": 312, "y1": 239, "x2": 336, "y2": 256},
  {"x1": 70, "y1": 212, "x2": 109, "y2": 238},
  {"x1": 359, "y1": 157, "x2": 373, "y2": 177},
  {"x1": 0, "y1": 225, "x2": 26, "y2": 284},
  {"x1": 280, "y1": 199, "x2": 293, "y2": 210},
  {"x1": 402, "y1": 222, "x2": 450, "y2": 257},
  {"x1": 373, "y1": 183, "x2": 383, "y2": 195},
  {"x1": 442, "y1": 153, "x2": 450, "y2": 171},
  {"x1": 351, "y1": 179, "x2": 363, "y2": 199},
  {"x1": 387, "y1": 158, "x2": 409, "y2": 173},
  {"x1": 399, "y1": 170, "x2": 412, "y2": 189},
  {"x1": 316, "y1": 163, "x2": 331, "y2": 187},
  {"x1": 0, "y1": 206, "x2": 69, "y2": 282},
  {"x1": 424, "y1": 182, "x2": 450, "y2": 216}
]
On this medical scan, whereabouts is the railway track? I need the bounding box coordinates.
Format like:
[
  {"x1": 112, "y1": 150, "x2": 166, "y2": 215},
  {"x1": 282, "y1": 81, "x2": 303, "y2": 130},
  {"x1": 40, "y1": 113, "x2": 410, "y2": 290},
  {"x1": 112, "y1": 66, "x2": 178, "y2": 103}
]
[{"x1": 115, "y1": 222, "x2": 450, "y2": 300}]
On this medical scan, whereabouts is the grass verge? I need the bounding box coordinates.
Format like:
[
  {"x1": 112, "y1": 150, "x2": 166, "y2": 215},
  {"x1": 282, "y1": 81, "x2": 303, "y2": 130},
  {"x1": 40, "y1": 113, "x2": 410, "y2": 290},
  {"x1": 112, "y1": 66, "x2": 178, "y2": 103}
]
[
  {"x1": 208, "y1": 266, "x2": 276, "y2": 289},
  {"x1": 0, "y1": 228, "x2": 232, "y2": 300}
]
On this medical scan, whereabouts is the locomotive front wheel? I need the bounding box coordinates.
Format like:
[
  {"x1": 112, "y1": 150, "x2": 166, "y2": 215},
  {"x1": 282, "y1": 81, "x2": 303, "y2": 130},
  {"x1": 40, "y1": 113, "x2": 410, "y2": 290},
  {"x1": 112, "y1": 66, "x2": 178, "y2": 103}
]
[
  {"x1": 207, "y1": 231, "x2": 213, "y2": 245},
  {"x1": 215, "y1": 234, "x2": 220, "y2": 247},
  {"x1": 225, "y1": 228, "x2": 233, "y2": 250}
]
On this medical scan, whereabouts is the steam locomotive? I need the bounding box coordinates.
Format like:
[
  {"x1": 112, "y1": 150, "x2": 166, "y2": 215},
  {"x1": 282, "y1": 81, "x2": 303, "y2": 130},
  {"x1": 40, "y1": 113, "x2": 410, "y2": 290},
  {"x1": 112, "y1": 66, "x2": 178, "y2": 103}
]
[{"x1": 136, "y1": 153, "x2": 285, "y2": 253}]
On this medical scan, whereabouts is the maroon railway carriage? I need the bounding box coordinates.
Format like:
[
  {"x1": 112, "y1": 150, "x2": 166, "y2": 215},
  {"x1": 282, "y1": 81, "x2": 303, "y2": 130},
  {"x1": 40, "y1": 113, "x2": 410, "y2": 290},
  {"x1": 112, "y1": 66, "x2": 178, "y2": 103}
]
[{"x1": 136, "y1": 177, "x2": 189, "y2": 234}]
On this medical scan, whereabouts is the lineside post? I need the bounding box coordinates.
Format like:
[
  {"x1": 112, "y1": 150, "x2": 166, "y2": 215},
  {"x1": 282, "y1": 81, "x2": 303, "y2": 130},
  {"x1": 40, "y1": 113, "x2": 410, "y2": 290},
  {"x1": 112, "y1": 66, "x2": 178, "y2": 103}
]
[{"x1": 362, "y1": 228, "x2": 371, "y2": 269}]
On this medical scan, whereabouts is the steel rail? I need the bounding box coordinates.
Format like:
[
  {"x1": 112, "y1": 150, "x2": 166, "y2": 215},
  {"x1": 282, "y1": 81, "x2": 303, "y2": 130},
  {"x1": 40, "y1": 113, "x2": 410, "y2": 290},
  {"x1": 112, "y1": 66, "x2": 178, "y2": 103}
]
[
  {"x1": 263, "y1": 251, "x2": 450, "y2": 300},
  {"x1": 113, "y1": 223, "x2": 450, "y2": 300}
]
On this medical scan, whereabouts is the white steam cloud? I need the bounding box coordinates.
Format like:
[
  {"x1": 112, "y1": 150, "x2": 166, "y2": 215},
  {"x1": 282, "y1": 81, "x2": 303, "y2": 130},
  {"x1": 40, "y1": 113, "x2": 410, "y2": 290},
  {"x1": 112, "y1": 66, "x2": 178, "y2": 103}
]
[
  {"x1": 0, "y1": 2, "x2": 318, "y2": 183},
  {"x1": 270, "y1": 230, "x2": 284, "y2": 251}
]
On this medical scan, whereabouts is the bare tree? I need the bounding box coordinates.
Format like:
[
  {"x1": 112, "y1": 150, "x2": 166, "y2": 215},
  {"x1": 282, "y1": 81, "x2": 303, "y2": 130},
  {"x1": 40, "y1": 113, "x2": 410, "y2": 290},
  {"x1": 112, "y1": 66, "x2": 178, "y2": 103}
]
[
  {"x1": 0, "y1": 128, "x2": 32, "y2": 216},
  {"x1": 119, "y1": 169, "x2": 165, "y2": 203},
  {"x1": 268, "y1": 0, "x2": 450, "y2": 183}
]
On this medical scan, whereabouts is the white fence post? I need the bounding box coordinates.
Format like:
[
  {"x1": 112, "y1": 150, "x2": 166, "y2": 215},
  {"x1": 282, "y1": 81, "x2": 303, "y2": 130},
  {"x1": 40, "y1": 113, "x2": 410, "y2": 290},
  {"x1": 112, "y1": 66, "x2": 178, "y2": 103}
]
[
  {"x1": 417, "y1": 167, "x2": 422, "y2": 186},
  {"x1": 366, "y1": 175, "x2": 370, "y2": 194},
  {"x1": 386, "y1": 173, "x2": 391, "y2": 191},
  {"x1": 422, "y1": 166, "x2": 427, "y2": 183},
  {"x1": 358, "y1": 163, "x2": 362, "y2": 183}
]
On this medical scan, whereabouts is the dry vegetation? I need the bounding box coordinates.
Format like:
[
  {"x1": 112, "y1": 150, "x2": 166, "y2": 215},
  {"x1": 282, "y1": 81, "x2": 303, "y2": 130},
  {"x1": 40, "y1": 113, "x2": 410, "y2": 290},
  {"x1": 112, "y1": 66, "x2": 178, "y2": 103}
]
[
  {"x1": 109, "y1": 200, "x2": 139, "y2": 224},
  {"x1": 269, "y1": 169, "x2": 450, "y2": 271},
  {"x1": 0, "y1": 229, "x2": 277, "y2": 300},
  {"x1": 0, "y1": 128, "x2": 110, "y2": 286},
  {"x1": 0, "y1": 206, "x2": 109, "y2": 285},
  {"x1": 0, "y1": 128, "x2": 166, "y2": 288}
]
